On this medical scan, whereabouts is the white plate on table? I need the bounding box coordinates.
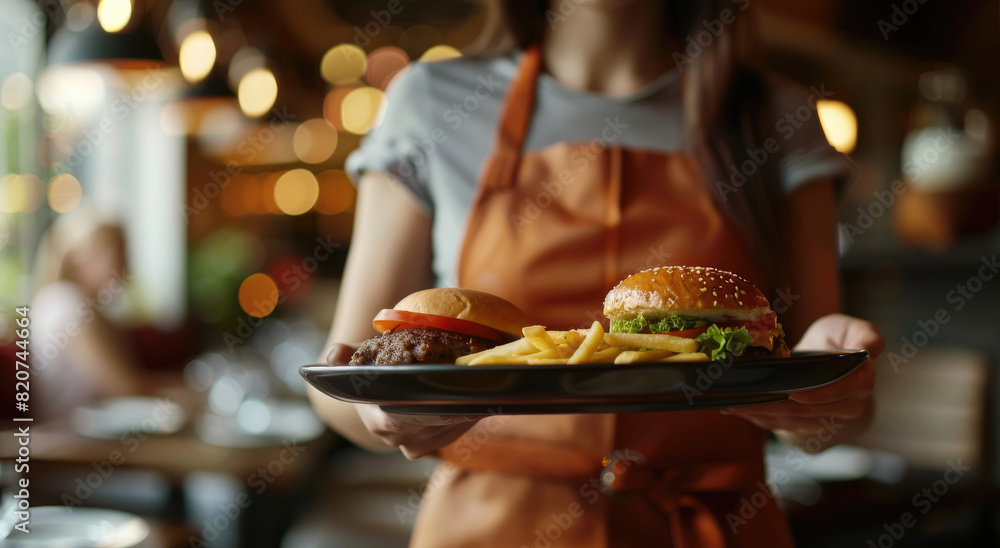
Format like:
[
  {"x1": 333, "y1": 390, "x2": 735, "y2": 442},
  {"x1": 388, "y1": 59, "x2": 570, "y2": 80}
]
[{"x1": 0, "y1": 507, "x2": 149, "y2": 547}]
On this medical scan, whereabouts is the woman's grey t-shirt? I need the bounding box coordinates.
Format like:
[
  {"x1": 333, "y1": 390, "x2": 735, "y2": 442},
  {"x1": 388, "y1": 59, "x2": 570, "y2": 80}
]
[{"x1": 346, "y1": 52, "x2": 851, "y2": 288}]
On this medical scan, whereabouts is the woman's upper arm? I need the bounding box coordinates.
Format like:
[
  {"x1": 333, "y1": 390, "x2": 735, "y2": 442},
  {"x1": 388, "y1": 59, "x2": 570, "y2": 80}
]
[
  {"x1": 785, "y1": 178, "x2": 840, "y2": 343},
  {"x1": 308, "y1": 170, "x2": 433, "y2": 450},
  {"x1": 327, "y1": 170, "x2": 434, "y2": 347}
]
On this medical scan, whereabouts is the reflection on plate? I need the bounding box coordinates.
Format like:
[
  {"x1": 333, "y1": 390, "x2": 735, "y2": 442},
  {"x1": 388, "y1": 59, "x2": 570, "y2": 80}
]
[
  {"x1": 0, "y1": 506, "x2": 149, "y2": 547},
  {"x1": 194, "y1": 399, "x2": 324, "y2": 447},
  {"x1": 72, "y1": 398, "x2": 186, "y2": 439},
  {"x1": 300, "y1": 351, "x2": 868, "y2": 415}
]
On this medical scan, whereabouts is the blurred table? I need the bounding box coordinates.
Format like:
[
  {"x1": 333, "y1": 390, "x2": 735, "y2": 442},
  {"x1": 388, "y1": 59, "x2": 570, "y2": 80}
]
[{"x1": 0, "y1": 416, "x2": 335, "y2": 548}]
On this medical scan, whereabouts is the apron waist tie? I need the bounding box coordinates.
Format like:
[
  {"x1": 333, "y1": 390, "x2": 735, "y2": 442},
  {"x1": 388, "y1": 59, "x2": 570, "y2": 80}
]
[{"x1": 439, "y1": 441, "x2": 761, "y2": 548}]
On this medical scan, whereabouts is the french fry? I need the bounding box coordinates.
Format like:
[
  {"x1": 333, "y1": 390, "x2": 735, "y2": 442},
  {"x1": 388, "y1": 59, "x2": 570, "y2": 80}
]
[
  {"x1": 555, "y1": 344, "x2": 576, "y2": 358},
  {"x1": 584, "y1": 346, "x2": 622, "y2": 363},
  {"x1": 603, "y1": 332, "x2": 699, "y2": 354},
  {"x1": 614, "y1": 349, "x2": 676, "y2": 364},
  {"x1": 469, "y1": 347, "x2": 561, "y2": 365},
  {"x1": 527, "y1": 358, "x2": 572, "y2": 365},
  {"x1": 455, "y1": 338, "x2": 535, "y2": 365},
  {"x1": 567, "y1": 321, "x2": 605, "y2": 364},
  {"x1": 659, "y1": 352, "x2": 710, "y2": 362},
  {"x1": 523, "y1": 325, "x2": 556, "y2": 350}
]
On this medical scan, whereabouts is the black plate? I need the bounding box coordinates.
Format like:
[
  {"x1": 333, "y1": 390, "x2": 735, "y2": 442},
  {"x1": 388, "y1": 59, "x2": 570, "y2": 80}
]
[{"x1": 299, "y1": 350, "x2": 868, "y2": 415}]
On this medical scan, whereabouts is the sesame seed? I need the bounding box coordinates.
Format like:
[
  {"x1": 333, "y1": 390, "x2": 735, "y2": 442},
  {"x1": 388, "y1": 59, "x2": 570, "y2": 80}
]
[
  {"x1": 739, "y1": 301, "x2": 743, "y2": 305},
  {"x1": 713, "y1": 300, "x2": 717, "y2": 306},
  {"x1": 700, "y1": 288, "x2": 707, "y2": 292},
  {"x1": 712, "y1": 291, "x2": 717, "y2": 296}
]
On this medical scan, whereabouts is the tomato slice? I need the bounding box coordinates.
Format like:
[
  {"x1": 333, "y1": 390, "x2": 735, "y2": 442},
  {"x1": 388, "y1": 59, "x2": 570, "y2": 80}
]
[
  {"x1": 716, "y1": 311, "x2": 777, "y2": 331},
  {"x1": 372, "y1": 309, "x2": 513, "y2": 343}
]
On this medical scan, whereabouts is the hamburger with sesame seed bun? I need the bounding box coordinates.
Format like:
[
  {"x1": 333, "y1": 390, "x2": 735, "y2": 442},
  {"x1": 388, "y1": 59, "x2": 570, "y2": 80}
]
[{"x1": 603, "y1": 266, "x2": 789, "y2": 360}]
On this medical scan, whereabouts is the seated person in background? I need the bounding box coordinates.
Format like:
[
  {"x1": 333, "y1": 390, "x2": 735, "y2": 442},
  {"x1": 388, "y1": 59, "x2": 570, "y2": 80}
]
[{"x1": 30, "y1": 206, "x2": 194, "y2": 421}]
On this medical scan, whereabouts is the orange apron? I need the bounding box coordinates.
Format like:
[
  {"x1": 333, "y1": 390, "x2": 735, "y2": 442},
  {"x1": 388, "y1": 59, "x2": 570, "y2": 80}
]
[{"x1": 410, "y1": 46, "x2": 794, "y2": 548}]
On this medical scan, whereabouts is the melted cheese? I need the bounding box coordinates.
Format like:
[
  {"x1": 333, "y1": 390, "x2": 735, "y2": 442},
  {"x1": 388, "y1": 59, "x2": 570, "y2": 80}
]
[{"x1": 749, "y1": 328, "x2": 782, "y2": 351}]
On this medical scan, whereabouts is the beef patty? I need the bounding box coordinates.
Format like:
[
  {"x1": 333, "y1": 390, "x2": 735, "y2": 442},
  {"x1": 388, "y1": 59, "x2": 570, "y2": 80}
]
[
  {"x1": 737, "y1": 336, "x2": 790, "y2": 360},
  {"x1": 349, "y1": 328, "x2": 498, "y2": 365}
]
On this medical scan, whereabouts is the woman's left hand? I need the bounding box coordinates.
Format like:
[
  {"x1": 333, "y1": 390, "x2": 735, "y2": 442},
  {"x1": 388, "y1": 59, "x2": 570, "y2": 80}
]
[{"x1": 726, "y1": 313, "x2": 884, "y2": 442}]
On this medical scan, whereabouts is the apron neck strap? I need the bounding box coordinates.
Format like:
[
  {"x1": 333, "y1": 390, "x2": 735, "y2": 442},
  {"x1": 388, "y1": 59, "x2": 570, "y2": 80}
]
[{"x1": 484, "y1": 44, "x2": 543, "y2": 190}]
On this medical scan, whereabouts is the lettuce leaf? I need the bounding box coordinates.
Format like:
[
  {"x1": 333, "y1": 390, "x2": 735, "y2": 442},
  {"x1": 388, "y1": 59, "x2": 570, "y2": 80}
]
[
  {"x1": 694, "y1": 325, "x2": 753, "y2": 360},
  {"x1": 609, "y1": 313, "x2": 708, "y2": 334}
]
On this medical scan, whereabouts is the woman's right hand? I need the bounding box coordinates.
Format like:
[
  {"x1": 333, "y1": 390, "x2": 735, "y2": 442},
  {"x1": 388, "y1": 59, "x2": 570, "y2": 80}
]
[{"x1": 327, "y1": 343, "x2": 482, "y2": 459}]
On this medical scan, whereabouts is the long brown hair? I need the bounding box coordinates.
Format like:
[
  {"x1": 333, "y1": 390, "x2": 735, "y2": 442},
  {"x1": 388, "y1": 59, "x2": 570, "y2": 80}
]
[{"x1": 468, "y1": 0, "x2": 788, "y2": 290}]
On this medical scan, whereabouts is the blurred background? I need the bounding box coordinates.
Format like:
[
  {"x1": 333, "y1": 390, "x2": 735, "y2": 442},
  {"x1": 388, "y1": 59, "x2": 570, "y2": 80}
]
[{"x1": 0, "y1": 0, "x2": 998, "y2": 546}]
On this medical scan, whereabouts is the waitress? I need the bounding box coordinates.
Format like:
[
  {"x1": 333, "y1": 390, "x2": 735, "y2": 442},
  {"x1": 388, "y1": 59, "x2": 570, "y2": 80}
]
[{"x1": 308, "y1": 0, "x2": 883, "y2": 546}]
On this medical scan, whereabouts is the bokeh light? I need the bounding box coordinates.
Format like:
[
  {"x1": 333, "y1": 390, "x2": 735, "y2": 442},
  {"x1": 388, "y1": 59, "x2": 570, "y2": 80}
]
[
  {"x1": 238, "y1": 273, "x2": 278, "y2": 318},
  {"x1": 259, "y1": 172, "x2": 281, "y2": 214},
  {"x1": 273, "y1": 169, "x2": 319, "y2": 215},
  {"x1": 47, "y1": 173, "x2": 83, "y2": 213},
  {"x1": 817, "y1": 100, "x2": 858, "y2": 154},
  {"x1": 97, "y1": 0, "x2": 132, "y2": 33},
  {"x1": 420, "y1": 45, "x2": 462, "y2": 62},
  {"x1": 238, "y1": 68, "x2": 277, "y2": 118},
  {"x1": 315, "y1": 170, "x2": 356, "y2": 215},
  {"x1": 340, "y1": 86, "x2": 385, "y2": 135},
  {"x1": 228, "y1": 47, "x2": 266, "y2": 90},
  {"x1": 0, "y1": 174, "x2": 43, "y2": 213},
  {"x1": 1, "y1": 73, "x2": 33, "y2": 111},
  {"x1": 322, "y1": 85, "x2": 360, "y2": 132},
  {"x1": 179, "y1": 30, "x2": 217, "y2": 83},
  {"x1": 66, "y1": 2, "x2": 95, "y2": 31},
  {"x1": 365, "y1": 47, "x2": 410, "y2": 90},
  {"x1": 293, "y1": 118, "x2": 338, "y2": 164},
  {"x1": 320, "y1": 44, "x2": 367, "y2": 86}
]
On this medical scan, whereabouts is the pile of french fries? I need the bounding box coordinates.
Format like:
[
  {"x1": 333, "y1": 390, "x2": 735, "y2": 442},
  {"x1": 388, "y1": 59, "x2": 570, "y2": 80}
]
[{"x1": 456, "y1": 321, "x2": 710, "y2": 366}]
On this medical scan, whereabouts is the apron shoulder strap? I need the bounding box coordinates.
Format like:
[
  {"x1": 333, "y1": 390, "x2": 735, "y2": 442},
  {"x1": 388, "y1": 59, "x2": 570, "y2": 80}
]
[{"x1": 484, "y1": 44, "x2": 543, "y2": 190}]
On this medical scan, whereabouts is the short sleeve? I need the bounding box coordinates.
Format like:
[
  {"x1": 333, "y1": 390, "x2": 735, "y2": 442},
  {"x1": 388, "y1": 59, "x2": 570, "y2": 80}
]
[
  {"x1": 344, "y1": 63, "x2": 434, "y2": 212},
  {"x1": 765, "y1": 75, "x2": 856, "y2": 195}
]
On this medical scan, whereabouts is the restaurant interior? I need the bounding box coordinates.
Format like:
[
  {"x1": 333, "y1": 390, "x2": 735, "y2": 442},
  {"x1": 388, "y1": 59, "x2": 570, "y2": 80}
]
[{"x1": 0, "y1": 0, "x2": 998, "y2": 546}]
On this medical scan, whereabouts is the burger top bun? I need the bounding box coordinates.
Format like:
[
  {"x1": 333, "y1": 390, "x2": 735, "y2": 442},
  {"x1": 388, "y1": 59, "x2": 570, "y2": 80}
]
[
  {"x1": 394, "y1": 288, "x2": 529, "y2": 335},
  {"x1": 603, "y1": 266, "x2": 771, "y2": 321}
]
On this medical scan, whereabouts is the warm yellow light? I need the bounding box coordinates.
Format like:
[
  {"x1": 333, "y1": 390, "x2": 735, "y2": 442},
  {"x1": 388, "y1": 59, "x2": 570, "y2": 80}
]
[
  {"x1": 273, "y1": 169, "x2": 319, "y2": 215},
  {"x1": 1, "y1": 73, "x2": 33, "y2": 111},
  {"x1": 0, "y1": 174, "x2": 43, "y2": 213},
  {"x1": 817, "y1": 100, "x2": 858, "y2": 154},
  {"x1": 47, "y1": 173, "x2": 83, "y2": 213},
  {"x1": 293, "y1": 119, "x2": 338, "y2": 164},
  {"x1": 341, "y1": 86, "x2": 385, "y2": 135},
  {"x1": 420, "y1": 45, "x2": 461, "y2": 62},
  {"x1": 238, "y1": 68, "x2": 277, "y2": 118},
  {"x1": 97, "y1": 0, "x2": 132, "y2": 33},
  {"x1": 179, "y1": 30, "x2": 216, "y2": 83},
  {"x1": 238, "y1": 273, "x2": 278, "y2": 317},
  {"x1": 320, "y1": 44, "x2": 367, "y2": 86}
]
